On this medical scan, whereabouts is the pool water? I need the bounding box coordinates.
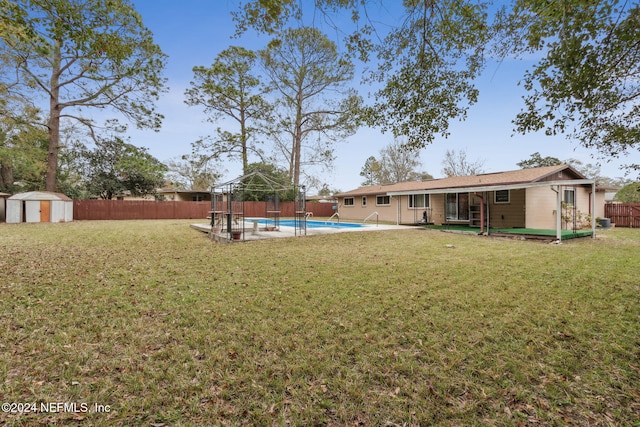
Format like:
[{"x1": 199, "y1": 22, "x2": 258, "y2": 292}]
[{"x1": 247, "y1": 218, "x2": 366, "y2": 229}]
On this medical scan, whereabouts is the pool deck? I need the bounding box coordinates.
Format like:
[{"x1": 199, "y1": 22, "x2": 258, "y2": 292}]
[{"x1": 190, "y1": 221, "x2": 411, "y2": 242}]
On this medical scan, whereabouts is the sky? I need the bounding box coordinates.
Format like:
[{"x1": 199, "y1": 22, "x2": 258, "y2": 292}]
[{"x1": 119, "y1": 0, "x2": 638, "y2": 192}]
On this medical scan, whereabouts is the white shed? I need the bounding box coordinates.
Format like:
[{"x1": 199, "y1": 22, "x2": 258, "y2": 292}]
[{"x1": 6, "y1": 191, "x2": 73, "y2": 223}]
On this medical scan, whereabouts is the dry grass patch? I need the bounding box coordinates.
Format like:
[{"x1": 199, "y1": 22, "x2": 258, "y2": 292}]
[{"x1": 1, "y1": 220, "x2": 639, "y2": 426}]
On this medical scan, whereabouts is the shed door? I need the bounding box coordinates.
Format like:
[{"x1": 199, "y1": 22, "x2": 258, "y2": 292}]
[
  {"x1": 5, "y1": 199, "x2": 21, "y2": 223},
  {"x1": 40, "y1": 200, "x2": 51, "y2": 222},
  {"x1": 25, "y1": 201, "x2": 41, "y2": 222}
]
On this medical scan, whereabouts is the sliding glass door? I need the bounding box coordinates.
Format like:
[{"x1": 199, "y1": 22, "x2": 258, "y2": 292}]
[{"x1": 445, "y1": 193, "x2": 469, "y2": 220}]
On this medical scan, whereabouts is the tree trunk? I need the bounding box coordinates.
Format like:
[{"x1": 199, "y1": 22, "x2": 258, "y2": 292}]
[
  {"x1": 240, "y1": 108, "x2": 248, "y2": 175},
  {"x1": 0, "y1": 162, "x2": 14, "y2": 192},
  {"x1": 293, "y1": 93, "x2": 303, "y2": 188},
  {"x1": 293, "y1": 131, "x2": 301, "y2": 188},
  {"x1": 45, "y1": 39, "x2": 62, "y2": 192}
]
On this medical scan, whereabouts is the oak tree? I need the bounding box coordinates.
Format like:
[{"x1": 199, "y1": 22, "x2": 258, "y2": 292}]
[
  {"x1": 500, "y1": 0, "x2": 640, "y2": 170},
  {"x1": 614, "y1": 182, "x2": 640, "y2": 203},
  {"x1": 82, "y1": 137, "x2": 166, "y2": 200},
  {"x1": 516, "y1": 152, "x2": 562, "y2": 169}
]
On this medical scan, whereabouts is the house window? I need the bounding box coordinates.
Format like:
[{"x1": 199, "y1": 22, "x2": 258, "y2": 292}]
[
  {"x1": 192, "y1": 195, "x2": 203, "y2": 201},
  {"x1": 362, "y1": 196, "x2": 367, "y2": 207},
  {"x1": 564, "y1": 189, "x2": 575, "y2": 206},
  {"x1": 445, "y1": 193, "x2": 469, "y2": 220},
  {"x1": 376, "y1": 195, "x2": 390, "y2": 206},
  {"x1": 494, "y1": 190, "x2": 510, "y2": 204},
  {"x1": 409, "y1": 194, "x2": 430, "y2": 209},
  {"x1": 344, "y1": 197, "x2": 354, "y2": 206}
]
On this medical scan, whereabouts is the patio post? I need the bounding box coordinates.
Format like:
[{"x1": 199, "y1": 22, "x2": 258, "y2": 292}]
[
  {"x1": 591, "y1": 182, "x2": 596, "y2": 239},
  {"x1": 553, "y1": 185, "x2": 562, "y2": 241},
  {"x1": 485, "y1": 191, "x2": 490, "y2": 235}
]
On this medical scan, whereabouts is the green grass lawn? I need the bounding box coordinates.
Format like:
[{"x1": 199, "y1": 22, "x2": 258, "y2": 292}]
[{"x1": 1, "y1": 220, "x2": 639, "y2": 426}]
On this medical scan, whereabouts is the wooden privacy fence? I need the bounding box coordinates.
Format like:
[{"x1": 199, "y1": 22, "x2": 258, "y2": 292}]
[
  {"x1": 73, "y1": 200, "x2": 336, "y2": 221},
  {"x1": 74, "y1": 200, "x2": 210, "y2": 220},
  {"x1": 604, "y1": 203, "x2": 640, "y2": 228}
]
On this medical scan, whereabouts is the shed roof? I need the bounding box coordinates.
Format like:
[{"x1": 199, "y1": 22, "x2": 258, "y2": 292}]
[
  {"x1": 8, "y1": 191, "x2": 72, "y2": 201},
  {"x1": 335, "y1": 164, "x2": 589, "y2": 197}
]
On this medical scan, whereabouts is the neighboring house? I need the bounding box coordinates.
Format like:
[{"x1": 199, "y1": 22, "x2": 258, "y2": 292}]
[
  {"x1": 156, "y1": 189, "x2": 211, "y2": 202},
  {"x1": 335, "y1": 165, "x2": 602, "y2": 236},
  {"x1": 306, "y1": 194, "x2": 337, "y2": 204},
  {"x1": 599, "y1": 186, "x2": 619, "y2": 203},
  {"x1": 115, "y1": 189, "x2": 212, "y2": 201}
]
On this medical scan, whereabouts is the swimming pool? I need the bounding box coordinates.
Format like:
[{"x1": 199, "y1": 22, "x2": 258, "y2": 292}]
[{"x1": 246, "y1": 218, "x2": 367, "y2": 229}]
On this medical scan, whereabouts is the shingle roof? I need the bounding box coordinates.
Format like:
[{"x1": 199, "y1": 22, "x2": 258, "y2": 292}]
[{"x1": 335, "y1": 165, "x2": 587, "y2": 197}]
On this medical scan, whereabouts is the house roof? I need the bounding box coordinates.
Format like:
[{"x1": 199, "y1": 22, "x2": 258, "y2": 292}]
[{"x1": 335, "y1": 165, "x2": 591, "y2": 197}]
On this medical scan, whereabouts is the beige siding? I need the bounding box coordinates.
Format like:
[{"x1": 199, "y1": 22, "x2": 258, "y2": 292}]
[
  {"x1": 428, "y1": 195, "x2": 447, "y2": 225},
  {"x1": 337, "y1": 195, "x2": 398, "y2": 223},
  {"x1": 396, "y1": 194, "x2": 443, "y2": 225},
  {"x1": 338, "y1": 194, "x2": 447, "y2": 225},
  {"x1": 488, "y1": 189, "x2": 526, "y2": 228},
  {"x1": 526, "y1": 185, "x2": 593, "y2": 229},
  {"x1": 525, "y1": 187, "x2": 558, "y2": 229},
  {"x1": 594, "y1": 192, "x2": 606, "y2": 219}
]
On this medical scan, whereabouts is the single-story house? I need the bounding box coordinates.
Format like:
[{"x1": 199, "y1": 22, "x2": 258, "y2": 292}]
[{"x1": 335, "y1": 165, "x2": 603, "y2": 239}]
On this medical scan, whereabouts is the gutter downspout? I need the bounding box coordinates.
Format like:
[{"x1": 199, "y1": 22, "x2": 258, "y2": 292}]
[{"x1": 485, "y1": 191, "x2": 490, "y2": 235}]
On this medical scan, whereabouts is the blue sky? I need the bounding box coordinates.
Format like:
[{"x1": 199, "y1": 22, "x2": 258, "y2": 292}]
[{"x1": 122, "y1": 0, "x2": 636, "y2": 191}]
